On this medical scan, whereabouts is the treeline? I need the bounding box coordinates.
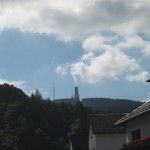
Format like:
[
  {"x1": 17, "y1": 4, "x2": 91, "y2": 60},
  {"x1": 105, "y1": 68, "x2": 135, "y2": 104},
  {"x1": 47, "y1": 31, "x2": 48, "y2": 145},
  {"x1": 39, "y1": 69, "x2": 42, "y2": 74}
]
[
  {"x1": 0, "y1": 84, "x2": 143, "y2": 150},
  {"x1": 82, "y1": 98, "x2": 143, "y2": 113},
  {"x1": 56, "y1": 97, "x2": 143, "y2": 113},
  {"x1": 0, "y1": 84, "x2": 90, "y2": 150}
]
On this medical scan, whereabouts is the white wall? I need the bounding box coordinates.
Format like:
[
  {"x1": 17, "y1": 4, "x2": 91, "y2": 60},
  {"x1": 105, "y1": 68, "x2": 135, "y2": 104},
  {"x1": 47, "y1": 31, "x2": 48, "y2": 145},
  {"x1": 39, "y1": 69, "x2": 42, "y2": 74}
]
[
  {"x1": 126, "y1": 112, "x2": 150, "y2": 142},
  {"x1": 89, "y1": 125, "x2": 96, "y2": 150},
  {"x1": 70, "y1": 143, "x2": 73, "y2": 150},
  {"x1": 95, "y1": 133, "x2": 125, "y2": 150}
]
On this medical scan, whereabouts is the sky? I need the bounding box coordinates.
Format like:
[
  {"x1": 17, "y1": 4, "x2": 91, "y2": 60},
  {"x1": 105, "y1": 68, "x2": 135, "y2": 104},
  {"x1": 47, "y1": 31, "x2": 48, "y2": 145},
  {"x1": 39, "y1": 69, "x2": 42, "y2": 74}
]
[{"x1": 0, "y1": 0, "x2": 150, "y2": 101}]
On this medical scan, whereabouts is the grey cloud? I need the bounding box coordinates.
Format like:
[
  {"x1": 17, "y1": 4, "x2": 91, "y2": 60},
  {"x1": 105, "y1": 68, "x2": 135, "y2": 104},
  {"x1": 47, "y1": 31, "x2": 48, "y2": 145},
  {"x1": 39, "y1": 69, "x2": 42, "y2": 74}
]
[{"x1": 0, "y1": 0, "x2": 150, "y2": 40}]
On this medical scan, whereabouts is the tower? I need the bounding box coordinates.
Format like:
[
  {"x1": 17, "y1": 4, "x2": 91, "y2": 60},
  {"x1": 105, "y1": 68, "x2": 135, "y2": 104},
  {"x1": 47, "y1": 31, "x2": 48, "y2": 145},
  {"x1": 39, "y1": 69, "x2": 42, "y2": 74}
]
[{"x1": 74, "y1": 87, "x2": 80, "y2": 100}]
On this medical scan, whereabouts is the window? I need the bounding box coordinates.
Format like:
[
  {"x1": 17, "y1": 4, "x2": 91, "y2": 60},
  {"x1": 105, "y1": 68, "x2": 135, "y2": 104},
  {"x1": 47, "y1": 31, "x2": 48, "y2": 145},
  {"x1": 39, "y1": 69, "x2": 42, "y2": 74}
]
[{"x1": 132, "y1": 129, "x2": 141, "y2": 141}]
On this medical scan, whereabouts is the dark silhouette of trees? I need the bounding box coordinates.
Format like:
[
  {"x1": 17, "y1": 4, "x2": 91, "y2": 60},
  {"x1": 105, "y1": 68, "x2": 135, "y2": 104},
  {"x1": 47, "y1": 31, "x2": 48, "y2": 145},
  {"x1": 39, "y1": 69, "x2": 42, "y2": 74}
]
[
  {"x1": 0, "y1": 84, "x2": 142, "y2": 150},
  {"x1": 0, "y1": 84, "x2": 90, "y2": 150},
  {"x1": 82, "y1": 97, "x2": 142, "y2": 113}
]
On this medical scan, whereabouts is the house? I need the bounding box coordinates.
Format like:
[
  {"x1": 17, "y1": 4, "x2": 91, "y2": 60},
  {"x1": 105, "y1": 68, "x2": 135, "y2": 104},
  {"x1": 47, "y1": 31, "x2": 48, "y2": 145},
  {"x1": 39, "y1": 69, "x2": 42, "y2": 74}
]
[
  {"x1": 70, "y1": 134, "x2": 88, "y2": 150},
  {"x1": 89, "y1": 113, "x2": 126, "y2": 150},
  {"x1": 115, "y1": 101, "x2": 150, "y2": 150}
]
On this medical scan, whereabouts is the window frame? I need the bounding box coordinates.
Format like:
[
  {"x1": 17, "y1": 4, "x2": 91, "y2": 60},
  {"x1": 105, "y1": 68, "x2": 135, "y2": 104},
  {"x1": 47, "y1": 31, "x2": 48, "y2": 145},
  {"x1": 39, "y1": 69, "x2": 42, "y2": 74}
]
[{"x1": 132, "y1": 129, "x2": 141, "y2": 141}]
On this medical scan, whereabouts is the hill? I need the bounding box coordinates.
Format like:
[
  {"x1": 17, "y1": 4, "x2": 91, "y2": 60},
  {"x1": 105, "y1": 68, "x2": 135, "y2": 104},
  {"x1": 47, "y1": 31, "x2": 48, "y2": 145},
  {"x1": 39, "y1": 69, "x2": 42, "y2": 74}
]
[
  {"x1": 0, "y1": 84, "x2": 144, "y2": 150},
  {"x1": 82, "y1": 98, "x2": 143, "y2": 113},
  {"x1": 54, "y1": 98, "x2": 78, "y2": 104},
  {"x1": 0, "y1": 83, "x2": 29, "y2": 103},
  {"x1": 55, "y1": 97, "x2": 143, "y2": 113},
  {"x1": 0, "y1": 84, "x2": 89, "y2": 150}
]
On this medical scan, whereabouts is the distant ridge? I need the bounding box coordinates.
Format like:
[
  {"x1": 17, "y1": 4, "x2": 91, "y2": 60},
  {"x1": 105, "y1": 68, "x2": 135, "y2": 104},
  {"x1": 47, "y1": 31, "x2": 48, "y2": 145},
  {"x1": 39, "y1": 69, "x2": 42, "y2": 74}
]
[
  {"x1": 54, "y1": 97, "x2": 143, "y2": 113},
  {"x1": 82, "y1": 97, "x2": 143, "y2": 113}
]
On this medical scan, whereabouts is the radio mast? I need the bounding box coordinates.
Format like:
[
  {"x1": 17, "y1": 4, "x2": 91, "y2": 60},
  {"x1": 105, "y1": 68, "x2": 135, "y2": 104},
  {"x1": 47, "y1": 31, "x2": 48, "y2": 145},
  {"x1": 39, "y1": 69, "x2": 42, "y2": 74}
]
[{"x1": 53, "y1": 83, "x2": 55, "y2": 100}]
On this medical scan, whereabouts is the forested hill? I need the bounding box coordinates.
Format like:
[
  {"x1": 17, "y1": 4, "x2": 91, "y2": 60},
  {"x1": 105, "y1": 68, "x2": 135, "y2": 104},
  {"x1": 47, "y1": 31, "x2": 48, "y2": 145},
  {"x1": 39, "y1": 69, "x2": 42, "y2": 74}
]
[
  {"x1": 82, "y1": 98, "x2": 143, "y2": 113},
  {"x1": 0, "y1": 84, "x2": 144, "y2": 150},
  {"x1": 0, "y1": 84, "x2": 89, "y2": 150},
  {"x1": 55, "y1": 97, "x2": 143, "y2": 113},
  {"x1": 0, "y1": 83, "x2": 29, "y2": 102}
]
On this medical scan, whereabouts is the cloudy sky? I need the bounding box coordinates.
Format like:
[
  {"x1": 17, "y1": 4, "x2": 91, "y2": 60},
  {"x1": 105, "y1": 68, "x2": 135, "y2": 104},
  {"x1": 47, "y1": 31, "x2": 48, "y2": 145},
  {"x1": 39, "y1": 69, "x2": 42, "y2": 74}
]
[{"x1": 0, "y1": 0, "x2": 150, "y2": 101}]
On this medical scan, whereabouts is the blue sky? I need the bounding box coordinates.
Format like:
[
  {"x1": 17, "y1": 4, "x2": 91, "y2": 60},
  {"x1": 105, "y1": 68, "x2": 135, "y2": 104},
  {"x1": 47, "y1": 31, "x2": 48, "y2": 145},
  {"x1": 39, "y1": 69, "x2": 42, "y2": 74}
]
[{"x1": 0, "y1": 0, "x2": 150, "y2": 101}]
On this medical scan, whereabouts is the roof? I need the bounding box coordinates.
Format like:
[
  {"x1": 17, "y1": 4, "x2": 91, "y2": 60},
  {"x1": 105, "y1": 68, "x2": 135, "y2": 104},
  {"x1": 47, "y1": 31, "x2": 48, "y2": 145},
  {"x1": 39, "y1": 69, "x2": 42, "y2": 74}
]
[
  {"x1": 115, "y1": 100, "x2": 150, "y2": 126},
  {"x1": 89, "y1": 113, "x2": 125, "y2": 134},
  {"x1": 70, "y1": 134, "x2": 88, "y2": 150}
]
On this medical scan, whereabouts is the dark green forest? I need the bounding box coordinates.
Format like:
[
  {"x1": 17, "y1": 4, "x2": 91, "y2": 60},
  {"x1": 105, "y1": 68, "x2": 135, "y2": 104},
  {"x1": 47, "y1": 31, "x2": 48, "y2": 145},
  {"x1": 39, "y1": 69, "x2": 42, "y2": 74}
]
[
  {"x1": 0, "y1": 84, "x2": 90, "y2": 150},
  {"x1": 82, "y1": 98, "x2": 142, "y2": 112},
  {"x1": 0, "y1": 84, "x2": 143, "y2": 150}
]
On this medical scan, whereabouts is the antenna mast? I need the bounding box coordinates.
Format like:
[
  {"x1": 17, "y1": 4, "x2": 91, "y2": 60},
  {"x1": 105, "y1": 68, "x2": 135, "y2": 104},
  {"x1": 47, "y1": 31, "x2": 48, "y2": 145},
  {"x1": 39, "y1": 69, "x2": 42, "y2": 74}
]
[{"x1": 53, "y1": 83, "x2": 55, "y2": 100}]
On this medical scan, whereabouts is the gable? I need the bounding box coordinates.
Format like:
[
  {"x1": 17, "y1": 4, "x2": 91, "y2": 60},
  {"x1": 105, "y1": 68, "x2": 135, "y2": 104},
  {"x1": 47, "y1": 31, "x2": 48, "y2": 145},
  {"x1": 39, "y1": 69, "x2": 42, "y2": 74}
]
[
  {"x1": 90, "y1": 113, "x2": 125, "y2": 134},
  {"x1": 115, "y1": 101, "x2": 150, "y2": 126}
]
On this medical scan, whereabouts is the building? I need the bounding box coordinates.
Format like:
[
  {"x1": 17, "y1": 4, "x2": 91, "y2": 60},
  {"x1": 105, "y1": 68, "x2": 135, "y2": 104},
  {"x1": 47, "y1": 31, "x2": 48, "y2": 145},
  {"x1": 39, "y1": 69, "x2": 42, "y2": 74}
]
[
  {"x1": 74, "y1": 87, "x2": 80, "y2": 100},
  {"x1": 115, "y1": 101, "x2": 150, "y2": 150},
  {"x1": 89, "y1": 113, "x2": 126, "y2": 150}
]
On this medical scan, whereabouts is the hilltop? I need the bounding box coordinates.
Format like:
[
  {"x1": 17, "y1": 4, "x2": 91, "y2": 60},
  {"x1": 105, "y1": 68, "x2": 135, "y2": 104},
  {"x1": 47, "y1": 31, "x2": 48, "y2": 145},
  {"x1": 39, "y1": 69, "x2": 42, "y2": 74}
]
[
  {"x1": 55, "y1": 97, "x2": 143, "y2": 113},
  {"x1": 82, "y1": 97, "x2": 142, "y2": 113}
]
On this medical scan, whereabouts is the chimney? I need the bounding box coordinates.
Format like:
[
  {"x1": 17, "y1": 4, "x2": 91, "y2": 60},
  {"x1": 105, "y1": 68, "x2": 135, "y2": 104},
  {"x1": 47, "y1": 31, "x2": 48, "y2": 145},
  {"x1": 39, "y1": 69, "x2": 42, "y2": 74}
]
[{"x1": 74, "y1": 87, "x2": 80, "y2": 100}]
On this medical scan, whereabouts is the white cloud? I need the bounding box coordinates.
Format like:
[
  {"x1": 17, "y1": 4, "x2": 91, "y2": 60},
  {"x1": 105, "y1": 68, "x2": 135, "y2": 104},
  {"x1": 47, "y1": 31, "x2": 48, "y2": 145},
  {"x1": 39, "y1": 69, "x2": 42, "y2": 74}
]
[
  {"x1": 0, "y1": 79, "x2": 25, "y2": 88},
  {"x1": 82, "y1": 34, "x2": 122, "y2": 53},
  {"x1": 0, "y1": 79, "x2": 32, "y2": 96},
  {"x1": 55, "y1": 64, "x2": 71, "y2": 76},
  {"x1": 1, "y1": 0, "x2": 150, "y2": 84},
  {"x1": 83, "y1": 33, "x2": 150, "y2": 57},
  {"x1": 56, "y1": 33, "x2": 150, "y2": 84},
  {"x1": 82, "y1": 35, "x2": 105, "y2": 52},
  {"x1": 117, "y1": 34, "x2": 150, "y2": 56},
  {"x1": 0, "y1": 0, "x2": 150, "y2": 41},
  {"x1": 126, "y1": 71, "x2": 149, "y2": 83},
  {"x1": 70, "y1": 49, "x2": 140, "y2": 84}
]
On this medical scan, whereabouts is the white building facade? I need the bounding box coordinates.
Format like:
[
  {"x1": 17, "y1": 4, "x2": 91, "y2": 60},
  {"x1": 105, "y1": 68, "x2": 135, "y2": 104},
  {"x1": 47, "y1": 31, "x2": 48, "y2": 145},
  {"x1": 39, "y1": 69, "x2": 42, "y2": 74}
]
[
  {"x1": 89, "y1": 114, "x2": 126, "y2": 150},
  {"x1": 116, "y1": 101, "x2": 150, "y2": 150}
]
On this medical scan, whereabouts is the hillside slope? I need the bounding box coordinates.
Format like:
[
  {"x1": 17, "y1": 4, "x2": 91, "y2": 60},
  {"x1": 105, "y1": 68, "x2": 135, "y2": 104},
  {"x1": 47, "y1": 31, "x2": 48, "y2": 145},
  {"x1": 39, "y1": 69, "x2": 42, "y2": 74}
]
[{"x1": 82, "y1": 98, "x2": 143, "y2": 113}]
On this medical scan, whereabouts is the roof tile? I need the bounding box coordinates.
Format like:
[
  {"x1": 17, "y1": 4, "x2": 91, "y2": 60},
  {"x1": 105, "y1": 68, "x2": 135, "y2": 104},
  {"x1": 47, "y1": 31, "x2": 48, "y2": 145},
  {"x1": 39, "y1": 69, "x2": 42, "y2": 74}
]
[{"x1": 90, "y1": 113, "x2": 125, "y2": 134}]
